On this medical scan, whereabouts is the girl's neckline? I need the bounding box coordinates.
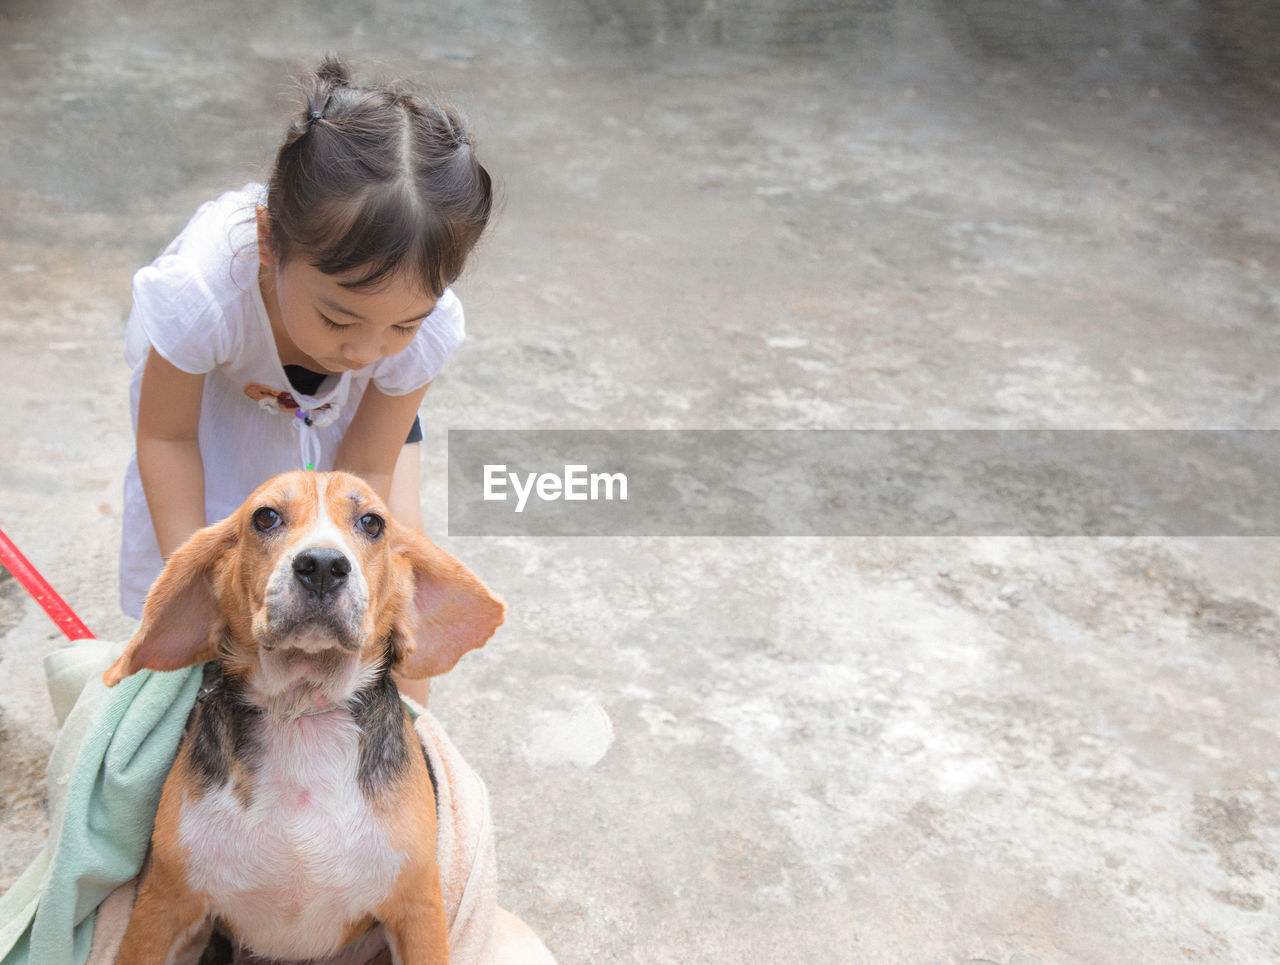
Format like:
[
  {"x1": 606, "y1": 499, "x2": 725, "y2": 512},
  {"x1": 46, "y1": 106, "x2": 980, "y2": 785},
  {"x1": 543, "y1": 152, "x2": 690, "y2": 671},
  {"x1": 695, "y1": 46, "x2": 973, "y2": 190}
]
[{"x1": 283, "y1": 364, "x2": 331, "y2": 397}]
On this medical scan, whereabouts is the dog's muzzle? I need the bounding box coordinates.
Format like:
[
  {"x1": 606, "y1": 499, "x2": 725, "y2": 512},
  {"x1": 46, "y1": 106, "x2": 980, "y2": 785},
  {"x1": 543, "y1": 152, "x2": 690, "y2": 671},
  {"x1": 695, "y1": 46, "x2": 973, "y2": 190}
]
[{"x1": 261, "y1": 546, "x2": 366, "y2": 652}]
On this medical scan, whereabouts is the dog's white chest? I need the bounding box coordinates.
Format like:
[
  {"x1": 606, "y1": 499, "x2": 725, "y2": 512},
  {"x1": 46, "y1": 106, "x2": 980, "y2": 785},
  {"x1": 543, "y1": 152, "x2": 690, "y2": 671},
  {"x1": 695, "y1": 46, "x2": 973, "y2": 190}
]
[{"x1": 178, "y1": 711, "x2": 405, "y2": 959}]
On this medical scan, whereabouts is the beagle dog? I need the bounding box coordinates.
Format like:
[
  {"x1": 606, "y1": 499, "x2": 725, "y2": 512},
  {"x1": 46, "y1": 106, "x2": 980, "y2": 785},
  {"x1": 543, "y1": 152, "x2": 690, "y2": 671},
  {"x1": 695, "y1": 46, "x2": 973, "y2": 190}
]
[{"x1": 102, "y1": 470, "x2": 505, "y2": 965}]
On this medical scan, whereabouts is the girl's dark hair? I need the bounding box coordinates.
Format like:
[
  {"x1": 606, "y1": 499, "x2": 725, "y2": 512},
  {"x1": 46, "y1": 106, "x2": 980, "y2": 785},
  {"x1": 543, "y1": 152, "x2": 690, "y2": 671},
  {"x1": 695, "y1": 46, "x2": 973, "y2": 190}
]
[{"x1": 265, "y1": 55, "x2": 493, "y2": 296}]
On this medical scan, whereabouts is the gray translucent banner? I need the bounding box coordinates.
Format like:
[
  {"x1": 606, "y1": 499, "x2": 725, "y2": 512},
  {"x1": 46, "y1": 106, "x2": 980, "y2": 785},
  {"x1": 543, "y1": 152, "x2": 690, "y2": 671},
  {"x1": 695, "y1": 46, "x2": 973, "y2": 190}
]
[{"x1": 447, "y1": 430, "x2": 1280, "y2": 537}]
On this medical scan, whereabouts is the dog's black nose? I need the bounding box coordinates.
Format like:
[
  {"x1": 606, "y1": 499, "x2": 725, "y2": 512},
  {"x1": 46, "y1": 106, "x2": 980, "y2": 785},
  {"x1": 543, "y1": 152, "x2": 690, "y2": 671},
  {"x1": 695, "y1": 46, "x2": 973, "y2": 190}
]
[{"x1": 292, "y1": 547, "x2": 351, "y2": 597}]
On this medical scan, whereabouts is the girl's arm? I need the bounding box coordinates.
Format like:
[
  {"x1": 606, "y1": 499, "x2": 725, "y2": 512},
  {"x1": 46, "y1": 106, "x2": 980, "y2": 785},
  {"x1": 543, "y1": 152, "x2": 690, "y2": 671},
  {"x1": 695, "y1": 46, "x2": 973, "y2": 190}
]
[
  {"x1": 388, "y1": 442, "x2": 425, "y2": 532},
  {"x1": 136, "y1": 348, "x2": 207, "y2": 559},
  {"x1": 339, "y1": 383, "x2": 433, "y2": 707},
  {"x1": 335, "y1": 382, "x2": 431, "y2": 524}
]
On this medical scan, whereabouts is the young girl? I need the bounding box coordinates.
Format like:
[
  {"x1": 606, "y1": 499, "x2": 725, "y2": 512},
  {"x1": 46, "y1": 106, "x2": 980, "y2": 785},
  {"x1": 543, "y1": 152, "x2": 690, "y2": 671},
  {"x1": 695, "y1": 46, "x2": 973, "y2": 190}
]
[{"x1": 120, "y1": 57, "x2": 493, "y2": 703}]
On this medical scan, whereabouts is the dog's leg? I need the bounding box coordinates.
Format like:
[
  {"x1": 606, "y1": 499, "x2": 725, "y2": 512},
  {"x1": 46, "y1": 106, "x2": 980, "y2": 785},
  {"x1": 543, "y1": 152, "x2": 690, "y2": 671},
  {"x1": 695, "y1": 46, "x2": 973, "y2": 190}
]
[
  {"x1": 118, "y1": 769, "x2": 213, "y2": 965},
  {"x1": 376, "y1": 855, "x2": 450, "y2": 965},
  {"x1": 116, "y1": 851, "x2": 211, "y2": 965},
  {"x1": 376, "y1": 722, "x2": 449, "y2": 965}
]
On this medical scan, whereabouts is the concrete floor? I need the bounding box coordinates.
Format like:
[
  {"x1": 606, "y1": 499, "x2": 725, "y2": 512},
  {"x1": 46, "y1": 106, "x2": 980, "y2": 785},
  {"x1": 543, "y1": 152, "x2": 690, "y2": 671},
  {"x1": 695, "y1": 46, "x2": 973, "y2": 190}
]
[{"x1": 2, "y1": 1, "x2": 1280, "y2": 962}]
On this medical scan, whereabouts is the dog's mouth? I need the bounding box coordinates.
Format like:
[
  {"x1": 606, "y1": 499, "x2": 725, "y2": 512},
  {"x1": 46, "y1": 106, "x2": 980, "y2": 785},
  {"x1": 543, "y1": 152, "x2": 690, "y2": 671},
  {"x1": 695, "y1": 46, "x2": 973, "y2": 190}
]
[
  {"x1": 271, "y1": 645, "x2": 353, "y2": 677},
  {"x1": 262, "y1": 613, "x2": 362, "y2": 654}
]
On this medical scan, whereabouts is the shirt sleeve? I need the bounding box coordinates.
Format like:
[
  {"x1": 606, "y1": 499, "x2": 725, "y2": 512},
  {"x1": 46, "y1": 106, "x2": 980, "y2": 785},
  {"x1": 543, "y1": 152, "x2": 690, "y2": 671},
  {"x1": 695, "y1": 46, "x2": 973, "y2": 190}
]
[
  {"x1": 372, "y1": 288, "x2": 467, "y2": 396},
  {"x1": 126, "y1": 253, "x2": 229, "y2": 375}
]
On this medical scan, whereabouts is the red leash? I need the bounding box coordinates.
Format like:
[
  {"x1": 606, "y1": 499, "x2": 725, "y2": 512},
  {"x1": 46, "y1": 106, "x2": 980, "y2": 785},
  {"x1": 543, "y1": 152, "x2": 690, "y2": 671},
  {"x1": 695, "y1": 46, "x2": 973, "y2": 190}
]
[{"x1": 0, "y1": 526, "x2": 95, "y2": 641}]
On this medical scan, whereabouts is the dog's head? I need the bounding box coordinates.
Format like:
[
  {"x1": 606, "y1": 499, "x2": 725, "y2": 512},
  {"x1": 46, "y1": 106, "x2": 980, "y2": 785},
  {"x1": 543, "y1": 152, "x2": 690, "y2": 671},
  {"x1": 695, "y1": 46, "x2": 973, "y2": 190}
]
[{"x1": 104, "y1": 471, "x2": 504, "y2": 706}]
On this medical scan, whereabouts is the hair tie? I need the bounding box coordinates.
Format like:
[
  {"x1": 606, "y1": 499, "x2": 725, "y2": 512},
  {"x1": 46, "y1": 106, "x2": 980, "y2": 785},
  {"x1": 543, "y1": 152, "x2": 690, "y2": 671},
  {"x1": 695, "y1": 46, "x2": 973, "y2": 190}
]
[{"x1": 308, "y1": 109, "x2": 323, "y2": 126}]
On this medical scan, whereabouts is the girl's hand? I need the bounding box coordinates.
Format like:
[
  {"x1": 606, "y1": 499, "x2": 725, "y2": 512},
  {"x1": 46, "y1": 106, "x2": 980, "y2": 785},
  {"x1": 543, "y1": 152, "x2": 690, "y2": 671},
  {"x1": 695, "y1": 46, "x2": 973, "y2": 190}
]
[{"x1": 136, "y1": 348, "x2": 207, "y2": 559}]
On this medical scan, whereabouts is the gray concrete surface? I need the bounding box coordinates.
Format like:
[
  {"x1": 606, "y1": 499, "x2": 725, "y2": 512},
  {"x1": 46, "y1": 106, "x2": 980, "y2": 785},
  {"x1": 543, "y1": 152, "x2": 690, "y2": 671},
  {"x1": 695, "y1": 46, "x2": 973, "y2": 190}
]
[{"x1": 3, "y1": 1, "x2": 1280, "y2": 962}]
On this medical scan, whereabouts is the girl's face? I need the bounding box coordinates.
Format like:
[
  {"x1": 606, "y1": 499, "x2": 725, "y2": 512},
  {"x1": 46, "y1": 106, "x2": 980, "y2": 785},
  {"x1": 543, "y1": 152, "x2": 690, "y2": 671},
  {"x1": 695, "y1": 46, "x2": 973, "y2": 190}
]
[{"x1": 257, "y1": 208, "x2": 437, "y2": 375}]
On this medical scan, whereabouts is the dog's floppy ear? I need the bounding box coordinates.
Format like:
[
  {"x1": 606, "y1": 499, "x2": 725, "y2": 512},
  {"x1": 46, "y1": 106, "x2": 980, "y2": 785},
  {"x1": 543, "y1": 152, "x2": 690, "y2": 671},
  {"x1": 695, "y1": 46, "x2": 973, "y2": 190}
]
[
  {"x1": 390, "y1": 524, "x2": 505, "y2": 679},
  {"x1": 103, "y1": 515, "x2": 239, "y2": 687}
]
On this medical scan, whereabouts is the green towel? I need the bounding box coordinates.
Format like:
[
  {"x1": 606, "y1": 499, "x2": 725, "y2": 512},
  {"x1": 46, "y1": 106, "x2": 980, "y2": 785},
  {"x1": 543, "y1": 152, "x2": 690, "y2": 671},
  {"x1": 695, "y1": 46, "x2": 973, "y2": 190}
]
[{"x1": 0, "y1": 641, "x2": 202, "y2": 965}]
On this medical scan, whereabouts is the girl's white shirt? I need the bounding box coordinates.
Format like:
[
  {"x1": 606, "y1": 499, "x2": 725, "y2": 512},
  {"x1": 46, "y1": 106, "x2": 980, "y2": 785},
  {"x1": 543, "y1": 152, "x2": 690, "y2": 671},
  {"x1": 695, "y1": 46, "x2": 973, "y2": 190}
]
[{"x1": 120, "y1": 184, "x2": 465, "y2": 617}]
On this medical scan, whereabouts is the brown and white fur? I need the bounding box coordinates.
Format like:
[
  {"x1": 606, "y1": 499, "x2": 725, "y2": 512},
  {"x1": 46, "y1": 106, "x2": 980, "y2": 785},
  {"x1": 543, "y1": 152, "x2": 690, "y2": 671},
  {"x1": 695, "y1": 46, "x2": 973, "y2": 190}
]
[{"x1": 103, "y1": 470, "x2": 505, "y2": 965}]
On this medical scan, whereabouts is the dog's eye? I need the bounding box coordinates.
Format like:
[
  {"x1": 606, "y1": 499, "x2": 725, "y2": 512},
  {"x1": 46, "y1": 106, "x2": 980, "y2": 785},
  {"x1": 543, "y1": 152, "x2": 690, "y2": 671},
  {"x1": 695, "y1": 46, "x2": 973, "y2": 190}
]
[
  {"x1": 252, "y1": 507, "x2": 282, "y2": 533},
  {"x1": 358, "y1": 513, "x2": 385, "y2": 539}
]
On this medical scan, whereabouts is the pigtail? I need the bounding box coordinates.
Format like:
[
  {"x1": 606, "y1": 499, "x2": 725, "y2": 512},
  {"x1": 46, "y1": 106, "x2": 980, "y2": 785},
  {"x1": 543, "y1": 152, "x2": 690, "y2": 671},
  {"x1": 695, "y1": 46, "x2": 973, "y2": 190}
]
[
  {"x1": 414, "y1": 100, "x2": 474, "y2": 153},
  {"x1": 314, "y1": 54, "x2": 350, "y2": 90},
  {"x1": 298, "y1": 53, "x2": 351, "y2": 132}
]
